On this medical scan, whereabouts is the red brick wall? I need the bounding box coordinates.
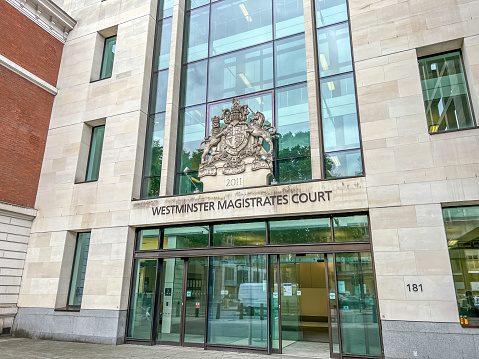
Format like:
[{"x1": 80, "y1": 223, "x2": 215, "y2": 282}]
[
  {"x1": 0, "y1": 1, "x2": 64, "y2": 87},
  {"x1": 0, "y1": 67, "x2": 54, "y2": 208}
]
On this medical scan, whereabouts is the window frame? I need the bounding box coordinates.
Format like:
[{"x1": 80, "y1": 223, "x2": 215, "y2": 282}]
[{"x1": 418, "y1": 50, "x2": 477, "y2": 135}]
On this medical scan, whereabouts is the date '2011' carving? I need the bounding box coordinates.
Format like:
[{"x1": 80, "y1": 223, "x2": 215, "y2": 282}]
[{"x1": 225, "y1": 175, "x2": 243, "y2": 188}]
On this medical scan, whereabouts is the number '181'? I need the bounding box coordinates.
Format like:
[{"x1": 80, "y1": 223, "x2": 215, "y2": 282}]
[{"x1": 407, "y1": 284, "x2": 423, "y2": 292}]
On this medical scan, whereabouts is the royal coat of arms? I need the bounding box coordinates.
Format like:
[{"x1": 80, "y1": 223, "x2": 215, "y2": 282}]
[{"x1": 198, "y1": 99, "x2": 277, "y2": 178}]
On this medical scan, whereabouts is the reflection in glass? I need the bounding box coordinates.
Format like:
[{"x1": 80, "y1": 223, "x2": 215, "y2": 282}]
[
  {"x1": 177, "y1": 105, "x2": 206, "y2": 172},
  {"x1": 277, "y1": 156, "x2": 312, "y2": 183},
  {"x1": 333, "y1": 215, "x2": 369, "y2": 242},
  {"x1": 159, "y1": 0, "x2": 174, "y2": 18},
  {"x1": 275, "y1": 34, "x2": 307, "y2": 87},
  {"x1": 325, "y1": 150, "x2": 362, "y2": 178},
  {"x1": 137, "y1": 228, "x2": 160, "y2": 250},
  {"x1": 213, "y1": 222, "x2": 266, "y2": 246},
  {"x1": 418, "y1": 51, "x2": 474, "y2": 133},
  {"x1": 269, "y1": 218, "x2": 331, "y2": 244},
  {"x1": 158, "y1": 258, "x2": 184, "y2": 342},
  {"x1": 68, "y1": 232, "x2": 91, "y2": 306},
  {"x1": 141, "y1": 113, "x2": 165, "y2": 198},
  {"x1": 335, "y1": 253, "x2": 381, "y2": 356},
  {"x1": 181, "y1": 61, "x2": 208, "y2": 107},
  {"x1": 154, "y1": 18, "x2": 172, "y2": 71},
  {"x1": 208, "y1": 43, "x2": 273, "y2": 102},
  {"x1": 85, "y1": 125, "x2": 105, "y2": 182},
  {"x1": 280, "y1": 254, "x2": 329, "y2": 356},
  {"x1": 328, "y1": 255, "x2": 340, "y2": 354},
  {"x1": 183, "y1": 7, "x2": 210, "y2": 63},
  {"x1": 275, "y1": 84, "x2": 310, "y2": 158},
  {"x1": 321, "y1": 73, "x2": 360, "y2": 153},
  {"x1": 443, "y1": 206, "x2": 479, "y2": 319},
  {"x1": 100, "y1": 36, "x2": 116, "y2": 79},
  {"x1": 317, "y1": 22, "x2": 353, "y2": 77},
  {"x1": 186, "y1": 0, "x2": 209, "y2": 11},
  {"x1": 127, "y1": 259, "x2": 157, "y2": 339},
  {"x1": 315, "y1": 0, "x2": 348, "y2": 28},
  {"x1": 149, "y1": 70, "x2": 169, "y2": 114},
  {"x1": 184, "y1": 258, "x2": 208, "y2": 343},
  {"x1": 270, "y1": 255, "x2": 279, "y2": 350},
  {"x1": 164, "y1": 226, "x2": 209, "y2": 249},
  {"x1": 176, "y1": 172, "x2": 203, "y2": 195},
  {"x1": 208, "y1": 255, "x2": 268, "y2": 347},
  {"x1": 274, "y1": 0, "x2": 304, "y2": 39},
  {"x1": 210, "y1": 0, "x2": 272, "y2": 56}
]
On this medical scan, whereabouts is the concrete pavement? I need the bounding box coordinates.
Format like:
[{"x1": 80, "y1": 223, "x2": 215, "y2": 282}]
[{"x1": 0, "y1": 336, "x2": 324, "y2": 358}]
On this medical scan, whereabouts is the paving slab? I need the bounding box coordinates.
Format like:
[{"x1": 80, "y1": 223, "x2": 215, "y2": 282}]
[{"x1": 0, "y1": 336, "x2": 331, "y2": 358}]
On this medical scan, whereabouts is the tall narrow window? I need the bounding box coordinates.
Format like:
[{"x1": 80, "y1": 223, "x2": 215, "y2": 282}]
[
  {"x1": 85, "y1": 125, "x2": 105, "y2": 181},
  {"x1": 68, "y1": 232, "x2": 91, "y2": 307},
  {"x1": 418, "y1": 51, "x2": 475, "y2": 133},
  {"x1": 100, "y1": 35, "x2": 117, "y2": 79}
]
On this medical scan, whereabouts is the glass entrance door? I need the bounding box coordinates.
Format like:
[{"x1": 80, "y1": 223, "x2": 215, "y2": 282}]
[{"x1": 278, "y1": 254, "x2": 331, "y2": 358}]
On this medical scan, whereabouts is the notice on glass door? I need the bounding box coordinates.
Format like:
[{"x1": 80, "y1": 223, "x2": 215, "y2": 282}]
[{"x1": 283, "y1": 283, "x2": 292, "y2": 297}]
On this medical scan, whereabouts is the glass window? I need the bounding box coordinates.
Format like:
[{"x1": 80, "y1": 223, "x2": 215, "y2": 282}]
[
  {"x1": 321, "y1": 73, "x2": 360, "y2": 153},
  {"x1": 181, "y1": 60, "x2": 208, "y2": 107},
  {"x1": 184, "y1": 257, "x2": 208, "y2": 343},
  {"x1": 315, "y1": 0, "x2": 348, "y2": 28},
  {"x1": 177, "y1": 105, "x2": 206, "y2": 173},
  {"x1": 418, "y1": 51, "x2": 475, "y2": 133},
  {"x1": 443, "y1": 206, "x2": 479, "y2": 320},
  {"x1": 159, "y1": 0, "x2": 174, "y2": 18},
  {"x1": 149, "y1": 70, "x2": 169, "y2": 114},
  {"x1": 325, "y1": 149, "x2": 363, "y2": 178},
  {"x1": 208, "y1": 43, "x2": 274, "y2": 102},
  {"x1": 210, "y1": 0, "x2": 272, "y2": 56},
  {"x1": 100, "y1": 35, "x2": 116, "y2": 79},
  {"x1": 127, "y1": 259, "x2": 157, "y2": 339},
  {"x1": 186, "y1": 0, "x2": 209, "y2": 10},
  {"x1": 137, "y1": 229, "x2": 160, "y2": 250},
  {"x1": 275, "y1": 34, "x2": 307, "y2": 87},
  {"x1": 333, "y1": 215, "x2": 369, "y2": 242},
  {"x1": 213, "y1": 222, "x2": 266, "y2": 246},
  {"x1": 175, "y1": 173, "x2": 203, "y2": 195},
  {"x1": 163, "y1": 226, "x2": 209, "y2": 248},
  {"x1": 154, "y1": 17, "x2": 172, "y2": 71},
  {"x1": 85, "y1": 125, "x2": 105, "y2": 182},
  {"x1": 335, "y1": 253, "x2": 381, "y2": 356},
  {"x1": 277, "y1": 157, "x2": 312, "y2": 184},
  {"x1": 273, "y1": 0, "x2": 304, "y2": 39},
  {"x1": 183, "y1": 7, "x2": 210, "y2": 63},
  {"x1": 68, "y1": 232, "x2": 91, "y2": 307},
  {"x1": 208, "y1": 255, "x2": 268, "y2": 347},
  {"x1": 317, "y1": 22, "x2": 353, "y2": 77},
  {"x1": 275, "y1": 84, "x2": 310, "y2": 159},
  {"x1": 269, "y1": 218, "x2": 331, "y2": 244},
  {"x1": 158, "y1": 258, "x2": 184, "y2": 342}
]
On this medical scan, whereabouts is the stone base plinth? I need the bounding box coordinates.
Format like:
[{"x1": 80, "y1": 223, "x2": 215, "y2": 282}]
[{"x1": 200, "y1": 165, "x2": 271, "y2": 192}]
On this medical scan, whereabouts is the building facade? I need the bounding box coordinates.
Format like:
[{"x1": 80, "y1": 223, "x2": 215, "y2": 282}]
[
  {"x1": 0, "y1": 0, "x2": 75, "y2": 334},
  {"x1": 12, "y1": 0, "x2": 479, "y2": 358}
]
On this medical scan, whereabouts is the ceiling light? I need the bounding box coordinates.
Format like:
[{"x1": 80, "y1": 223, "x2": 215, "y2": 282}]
[
  {"x1": 320, "y1": 54, "x2": 329, "y2": 71},
  {"x1": 239, "y1": 73, "x2": 252, "y2": 88},
  {"x1": 239, "y1": 4, "x2": 252, "y2": 22},
  {"x1": 429, "y1": 124, "x2": 439, "y2": 133},
  {"x1": 447, "y1": 240, "x2": 458, "y2": 247},
  {"x1": 331, "y1": 156, "x2": 341, "y2": 166},
  {"x1": 327, "y1": 81, "x2": 335, "y2": 91}
]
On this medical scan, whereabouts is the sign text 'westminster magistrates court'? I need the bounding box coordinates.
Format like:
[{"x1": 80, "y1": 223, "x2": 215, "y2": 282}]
[{"x1": 151, "y1": 191, "x2": 333, "y2": 216}]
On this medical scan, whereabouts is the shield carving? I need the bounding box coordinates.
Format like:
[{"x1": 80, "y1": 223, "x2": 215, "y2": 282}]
[{"x1": 224, "y1": 123, "x2": 249, "y2": 155}]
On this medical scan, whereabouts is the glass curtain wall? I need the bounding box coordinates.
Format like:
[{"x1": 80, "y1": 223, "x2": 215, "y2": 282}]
[
  {"x1": 315, "y1": 0, "x2": 363, "y2": 178},
  {"x1": 176, "y1": 0, "x2": 311, "y2": 194},
  {"x1": 141, "y1": 0, "x2": 174, "y2": 198}
]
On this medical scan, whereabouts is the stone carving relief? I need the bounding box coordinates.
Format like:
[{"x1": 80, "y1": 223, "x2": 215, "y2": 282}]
[{"x1": 198, "y1": 99, "x2": 277, "y2": 178}]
